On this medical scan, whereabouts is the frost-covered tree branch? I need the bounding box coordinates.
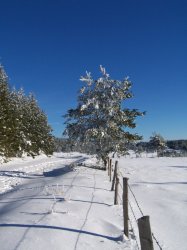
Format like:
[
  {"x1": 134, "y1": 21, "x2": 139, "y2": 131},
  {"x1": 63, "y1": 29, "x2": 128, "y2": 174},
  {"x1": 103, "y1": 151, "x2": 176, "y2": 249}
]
[{"x1": 63, "y1": 66, "x2": 145, "y2": 165}]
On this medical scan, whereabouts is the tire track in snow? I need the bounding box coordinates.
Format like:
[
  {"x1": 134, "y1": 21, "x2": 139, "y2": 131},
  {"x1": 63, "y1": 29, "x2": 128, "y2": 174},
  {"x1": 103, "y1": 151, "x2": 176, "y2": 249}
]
[
  {"x1": 0, "y1": 155, "x2": 80, "y2": 195},
  {"x1": 14, "y1": 163, "x2": 81, "y2": 250}
]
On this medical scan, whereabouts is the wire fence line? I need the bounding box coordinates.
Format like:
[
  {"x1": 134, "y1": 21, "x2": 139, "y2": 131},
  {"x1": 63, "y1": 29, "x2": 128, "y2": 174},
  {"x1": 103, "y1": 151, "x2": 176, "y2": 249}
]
[
  {"x1": 117, "y1": 193, "x2": 122, "y2": 203},
  {"x1": 128, "y1": 184, "x2": 144, "y2": 217},
  {"x1": 128, "y1": 215, "x2": 140, "y2": 250},
  {"x1": 127, "y1": 183, "x2": 163, "y2": 250},
  {"x1": 109, "y1": 158, "x2": 163, "y2": 250},
  {"x1": 152, "y1": 233, "x2": 163, "y2": 250},
  {"x1": 129, "y1": 200, "x2": 138, "y2": 222},
  {"x1": 118, "y1": 180, "x2": 141, "y2": 249},
  {"x1": 118, "y1": 180, "x2": 123, "y2": 191}
]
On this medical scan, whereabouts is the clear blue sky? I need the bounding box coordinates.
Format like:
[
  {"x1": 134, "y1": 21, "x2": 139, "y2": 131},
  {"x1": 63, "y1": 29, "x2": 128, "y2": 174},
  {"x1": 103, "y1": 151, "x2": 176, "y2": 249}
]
[{"x1": 0, "y1": 0, "x2": 187, "y2": 141}]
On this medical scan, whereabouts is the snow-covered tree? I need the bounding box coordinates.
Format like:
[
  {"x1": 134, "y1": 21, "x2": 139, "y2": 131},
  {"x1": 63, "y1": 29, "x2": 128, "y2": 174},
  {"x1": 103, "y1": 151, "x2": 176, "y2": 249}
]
[
  {"x1": 0, "y1": 64, "x2": 17, "y2": 158},
  {"x1": 24, "y1": 94, "x2": 54, "y2": 156},
  {"x1": 0, "y1": 64, "x2": 54, "y2": 160},
  {"x1": 149, "y1": 133, "x2": 166, "y2": 155},
  {"x1": 64, "y1": 66, "x2": 145, "y2": 165}
]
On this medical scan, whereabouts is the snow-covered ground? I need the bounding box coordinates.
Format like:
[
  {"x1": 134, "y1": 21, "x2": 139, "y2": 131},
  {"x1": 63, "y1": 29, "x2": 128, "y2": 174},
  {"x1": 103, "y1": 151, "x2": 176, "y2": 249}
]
[
  {"x1": 116, "y1": 153, "x2": 187, "y2": 250},
  {"x1": 0, "y1": 153, "x2": 133, "y2": 250},
  {"x1": 0, "y1": 152, "x2": 187, "y2": 250}
]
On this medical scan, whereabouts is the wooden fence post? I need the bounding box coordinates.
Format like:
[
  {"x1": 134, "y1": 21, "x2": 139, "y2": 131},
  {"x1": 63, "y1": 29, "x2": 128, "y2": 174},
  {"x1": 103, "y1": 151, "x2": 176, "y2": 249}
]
[
  {"x1": 105, "y1": 157, "x2": 108, "y2": 172},
  {"x1": 105, "y1": 157, "x2": 109, "y2": 171},
  {"x1": 114, "y1": 176, "x2": 119, "y2": 205},
  {"x1": 109, "y1": 159, "x2": 112, "y2": 181},
  {"x1": 108, "y1": 158, "x2": 110, "y2": 176},
  {"x1": 138, "y1": 216, "x2": 154, "y2": 250},
  {"x1": 111, "y1": 161, "x2": 118, "y2": 191},
  {"x1": 123, "y1": 177, "x2": 129, "y2": 238}
]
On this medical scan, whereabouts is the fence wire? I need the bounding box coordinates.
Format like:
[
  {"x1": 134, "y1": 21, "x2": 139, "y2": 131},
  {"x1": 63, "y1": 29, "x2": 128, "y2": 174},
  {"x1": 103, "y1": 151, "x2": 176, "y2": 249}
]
[
  {"x1": 128, "y1": 184, "x2": 144, "y2": 217},
  {"x1": 152, "y1": 233, "x2": 163, "y2": 250},
  {"x1": 117, "y1": 193, "x2": 122, "y2": 204},
  {"x1": 118, "y1": 180, "x2": 123, "y2": 191},
  {"x1": 129, "y1": 214, "x2": 140, "y2": 250},
  {"x1": 128, "y1": 182, "x2": 163, "y2": 249},
  {"x1": 129, "y1": 200, "x2": 138, "y2": 222},
  {"x1": 110, "y1": 160, "x2": 164, "y2": 250}
]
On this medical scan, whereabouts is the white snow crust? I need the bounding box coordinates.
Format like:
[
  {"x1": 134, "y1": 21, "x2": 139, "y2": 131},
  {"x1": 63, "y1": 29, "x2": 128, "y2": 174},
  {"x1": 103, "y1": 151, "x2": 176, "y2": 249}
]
[{"x1": 0, "y1": 152, "x2": 186, "y2": 250}]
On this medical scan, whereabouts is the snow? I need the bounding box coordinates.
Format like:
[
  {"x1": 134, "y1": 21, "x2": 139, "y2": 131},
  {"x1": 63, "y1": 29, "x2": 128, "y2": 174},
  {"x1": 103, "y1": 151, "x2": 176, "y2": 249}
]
[
  {"x1": 116, "y1": 154, "x2": 187, "y2": 250},
  {"x1": 0, "y1": 153, "x2": 131, "y2": 250},
  {"x1": 0, "y1": 152, "x2": 187, "y2": 250}
]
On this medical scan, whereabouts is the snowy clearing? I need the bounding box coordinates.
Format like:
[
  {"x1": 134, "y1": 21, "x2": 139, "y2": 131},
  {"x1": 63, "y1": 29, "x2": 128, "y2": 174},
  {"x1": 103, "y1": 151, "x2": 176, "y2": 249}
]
[{"x1": 0, "y1": 152, "x2": 187, "y2": 250}]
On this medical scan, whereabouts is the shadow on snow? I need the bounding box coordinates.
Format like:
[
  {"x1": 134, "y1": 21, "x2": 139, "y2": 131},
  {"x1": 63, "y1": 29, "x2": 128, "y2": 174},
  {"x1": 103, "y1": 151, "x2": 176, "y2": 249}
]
[
  {"x1": 166, "y1": 165, "x2": 187, "y2": 170},
  {"x1": 0, "y1": 223, "x2": 123, "y2": 242},
  {"x1": 43, "y1": 166, "x2": 72, "y2": 177},
  {"x1": 138, "y1": 181, "x2": 187, "y2": 185},
  {"x1": 0, "y1": 170, "x2": 42, "y2": 179}
]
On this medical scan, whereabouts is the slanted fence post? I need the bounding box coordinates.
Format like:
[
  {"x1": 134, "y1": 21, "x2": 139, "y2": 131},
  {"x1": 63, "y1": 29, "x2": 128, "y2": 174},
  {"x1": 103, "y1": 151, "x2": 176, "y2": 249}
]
[
  {"x1": 138, "y1": 216, "x2": 154, "y2": 250},
  {"x1": 123, "y1": 177, "x2": 129, "y2": 238},
  {"x1": 111, "y1": 161, "x2": 118, "y2": 191}
]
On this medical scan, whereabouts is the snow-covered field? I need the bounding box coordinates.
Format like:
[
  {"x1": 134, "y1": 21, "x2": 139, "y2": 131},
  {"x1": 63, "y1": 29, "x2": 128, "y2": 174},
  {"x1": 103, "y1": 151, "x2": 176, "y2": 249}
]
[
  {"x1": 116, "y1": 153, "x2": 187, "y2": 250},
  {"x1": 0, "y1": 152, "x2": 187, "y2": 250}
]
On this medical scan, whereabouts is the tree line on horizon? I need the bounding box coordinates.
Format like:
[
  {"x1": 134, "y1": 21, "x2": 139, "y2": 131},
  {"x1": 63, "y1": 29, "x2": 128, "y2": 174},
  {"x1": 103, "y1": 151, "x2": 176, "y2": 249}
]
[
  {"x1": 54, "y1": 135, "x2": 187, "y2": 156},
  {"x1": 0, "y1": 64, "x2": 54, "y2": 162},
  {"x1": 136, "y1": 135, "x2": 187, "y2": 156}
]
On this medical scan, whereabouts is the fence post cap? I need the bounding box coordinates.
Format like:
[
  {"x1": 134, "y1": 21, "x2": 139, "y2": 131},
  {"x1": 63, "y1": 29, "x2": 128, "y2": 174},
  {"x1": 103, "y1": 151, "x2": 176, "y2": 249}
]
[
  {"x1": 123, "y1": 177, "x2": 129, "y2": 180},
  {"x1": 138, "y1": 215, "x2": 150, "y2": 222}
]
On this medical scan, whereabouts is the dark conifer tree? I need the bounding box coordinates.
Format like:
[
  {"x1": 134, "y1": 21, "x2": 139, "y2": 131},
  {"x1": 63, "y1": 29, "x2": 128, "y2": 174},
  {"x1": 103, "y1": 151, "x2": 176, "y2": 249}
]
[{"x1": 0, "y1": 64, "x2": 54, "y2": 160}]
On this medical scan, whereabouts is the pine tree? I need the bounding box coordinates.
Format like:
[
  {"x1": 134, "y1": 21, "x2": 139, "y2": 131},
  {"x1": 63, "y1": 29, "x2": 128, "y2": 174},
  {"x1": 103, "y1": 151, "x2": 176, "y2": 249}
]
[
  {"x1": 0, "y1": 65, "x2": 18, "y2": 157},
  {"x1": 0, "y1": 64, "x2": 54, "y2": 160},
  {"x1": 21, "y1": 93, "x2": 54, "y2": 157},
  {"x1": 64, "y1": 66, "x2": 145, "y2": 165},
  {"x1": 8, "y1": 88, "x2": 27, "y2": 157},
  {"x1": 0, "y1": 64, "x2": 9, "y2": 157}
]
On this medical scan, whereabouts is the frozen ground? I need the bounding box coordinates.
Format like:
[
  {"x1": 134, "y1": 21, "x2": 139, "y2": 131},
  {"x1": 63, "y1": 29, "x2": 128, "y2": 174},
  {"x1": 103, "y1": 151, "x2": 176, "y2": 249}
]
[{"x1": 0, "y1": 152, "x2": 187, "y2": 250}]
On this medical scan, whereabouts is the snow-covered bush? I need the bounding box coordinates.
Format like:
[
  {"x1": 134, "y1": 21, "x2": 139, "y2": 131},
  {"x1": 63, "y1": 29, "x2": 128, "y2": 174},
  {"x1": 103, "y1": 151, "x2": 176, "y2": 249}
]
[{"x1": 148, "y1": 133, "x2": 166, "y2": 156}]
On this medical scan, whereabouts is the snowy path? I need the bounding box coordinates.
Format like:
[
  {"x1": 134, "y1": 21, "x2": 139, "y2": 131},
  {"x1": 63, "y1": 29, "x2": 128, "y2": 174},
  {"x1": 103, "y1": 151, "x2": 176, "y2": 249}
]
[{"x1": 0, "y1": 154, "x2": 131, "y2": 250}]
